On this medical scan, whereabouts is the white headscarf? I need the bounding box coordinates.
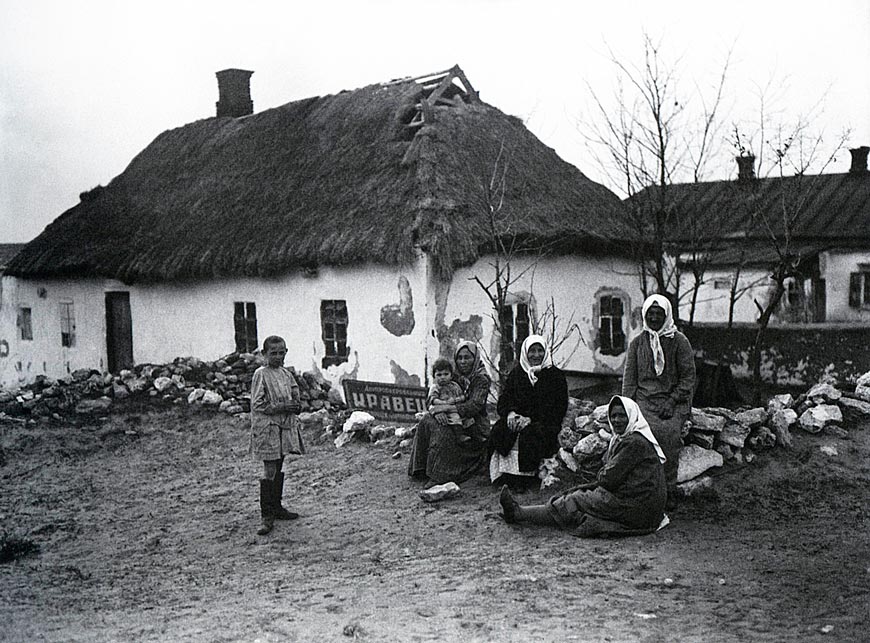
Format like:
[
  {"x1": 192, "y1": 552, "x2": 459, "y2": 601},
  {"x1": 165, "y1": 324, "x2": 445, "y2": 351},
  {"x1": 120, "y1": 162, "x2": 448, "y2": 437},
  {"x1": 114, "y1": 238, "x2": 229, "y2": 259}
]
[
  {"x1": 518, "y1": 334, "x2": 553, "y2": 386},
  {"x1": 642, "y1": 294, "x2": 677, "y2": 377},
  {"x1": 607, "y1": 395, "x2": 667, "y2": 464}
]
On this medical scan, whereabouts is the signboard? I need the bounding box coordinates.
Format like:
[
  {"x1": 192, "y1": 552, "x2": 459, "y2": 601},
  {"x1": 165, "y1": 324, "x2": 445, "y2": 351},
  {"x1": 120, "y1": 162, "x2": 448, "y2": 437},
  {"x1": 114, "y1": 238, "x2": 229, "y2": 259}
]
[{"x1": 342, "y1": 379, "x2": 428, "y2": 422}]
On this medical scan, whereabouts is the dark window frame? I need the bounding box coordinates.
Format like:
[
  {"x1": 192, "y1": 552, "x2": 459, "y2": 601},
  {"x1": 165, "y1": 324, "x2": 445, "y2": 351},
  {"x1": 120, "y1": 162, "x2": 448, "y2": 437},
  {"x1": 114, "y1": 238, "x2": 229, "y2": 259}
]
[
  {"x1": 233, "y1": 302, "x2": 259, "y2": 353},
  {"x1": 598, "y1": 294, "x2": 626, "y2": 356},
  {"x1": 321, "y1": 300, "x2": 349, "y2": 368},
  {"x1": 18, "y1": 306, "x2": 33, "y2": 341},
  {"x1": 59, "y1": 301, "x2": 76, "y2": 348}
]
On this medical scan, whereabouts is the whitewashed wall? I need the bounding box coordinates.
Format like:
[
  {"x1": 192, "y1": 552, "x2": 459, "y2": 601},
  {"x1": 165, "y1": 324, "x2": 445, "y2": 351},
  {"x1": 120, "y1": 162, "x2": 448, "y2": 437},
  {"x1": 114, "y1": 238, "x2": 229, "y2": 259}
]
[
  {"x1": 677, "y1": 267, "x2": 771, "y2": 324},
  {"x1": 0, "y1": 275, "x2": 120, "y2": 387},
  {"x1": 0, "y1": 257, "x2": 430, "y2": 389},
  {"x1": 822, "y1": 250, "x2": 870, "y2": 322},
  {"x1": 431, "y1": 253, "x2": 643, "y2": 377}
]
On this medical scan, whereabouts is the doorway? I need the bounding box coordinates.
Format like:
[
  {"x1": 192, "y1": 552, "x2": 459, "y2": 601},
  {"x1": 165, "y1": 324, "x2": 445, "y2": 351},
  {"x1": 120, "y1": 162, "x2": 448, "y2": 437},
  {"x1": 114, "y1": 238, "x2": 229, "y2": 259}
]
[{"x1": 105, "y1": 291, "x2": 134, "y2": 372}]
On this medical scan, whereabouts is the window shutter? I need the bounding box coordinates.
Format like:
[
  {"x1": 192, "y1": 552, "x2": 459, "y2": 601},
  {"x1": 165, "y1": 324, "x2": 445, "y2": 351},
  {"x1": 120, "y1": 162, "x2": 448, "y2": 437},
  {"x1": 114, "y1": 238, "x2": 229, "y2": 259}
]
[{"x1": 849, "y1": 273, "x2": 861, "y2": 308}]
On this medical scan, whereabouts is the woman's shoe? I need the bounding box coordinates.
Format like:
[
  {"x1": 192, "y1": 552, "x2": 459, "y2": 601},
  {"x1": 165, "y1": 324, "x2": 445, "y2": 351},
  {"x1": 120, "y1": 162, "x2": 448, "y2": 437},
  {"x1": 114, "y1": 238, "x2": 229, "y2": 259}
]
[{"x1": 499, "y1": 485, "x2": 519, "y2": 524}]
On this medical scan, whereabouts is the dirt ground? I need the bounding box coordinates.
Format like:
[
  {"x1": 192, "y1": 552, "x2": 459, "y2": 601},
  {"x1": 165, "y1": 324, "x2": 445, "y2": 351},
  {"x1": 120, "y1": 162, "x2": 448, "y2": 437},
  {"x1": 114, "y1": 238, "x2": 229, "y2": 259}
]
[{"x1": 1, "y1": 402, "x2": 869, "y2": 643}]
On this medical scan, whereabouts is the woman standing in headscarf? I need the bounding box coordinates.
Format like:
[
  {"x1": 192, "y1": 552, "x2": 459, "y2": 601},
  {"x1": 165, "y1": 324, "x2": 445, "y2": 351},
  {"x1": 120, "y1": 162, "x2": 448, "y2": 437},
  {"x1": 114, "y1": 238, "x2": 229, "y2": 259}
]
[
  {"x1": 489, "y1": 335, "x2": 568, "y2": 491},
  {"x1": 498, "y1": 396, "x2": 667, "y2": 537},
  {"x1": 408, "y1": 341, "x2": 491, "y2": 485},
  {"x1": 622, "y1": 294, "x2": 696, "y2": 509}
]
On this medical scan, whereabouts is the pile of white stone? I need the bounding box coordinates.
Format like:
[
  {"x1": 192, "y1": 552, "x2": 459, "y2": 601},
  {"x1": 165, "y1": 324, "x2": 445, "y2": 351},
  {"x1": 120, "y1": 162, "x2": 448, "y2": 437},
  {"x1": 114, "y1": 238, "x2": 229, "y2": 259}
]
[
  {"x1": 540, "y1": 371, "x2": 870, "y2": 494},
  {"x1": 0, "y1": 351, "x2": 347, "y2": 424}
]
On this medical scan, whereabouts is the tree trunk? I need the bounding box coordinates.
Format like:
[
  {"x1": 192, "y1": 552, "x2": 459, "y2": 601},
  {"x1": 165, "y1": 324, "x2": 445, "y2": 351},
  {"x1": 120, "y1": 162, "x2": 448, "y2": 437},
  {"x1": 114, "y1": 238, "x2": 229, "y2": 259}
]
[{"x1": 749, "y1": 279, "x2": 786, "y2": 401}]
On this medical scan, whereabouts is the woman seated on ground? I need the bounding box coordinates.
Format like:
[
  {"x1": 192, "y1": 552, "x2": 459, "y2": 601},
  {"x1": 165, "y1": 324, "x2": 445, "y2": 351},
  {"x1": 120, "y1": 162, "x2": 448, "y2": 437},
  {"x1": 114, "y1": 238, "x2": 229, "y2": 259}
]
[
  {"x1": 408, "y1": 341, "x2": 491, "y2": 486},
  {"x1": 499, "y1": 395, "x2": 667, "y2": 537},
  {"x1": 489, "y1": 335, "x2": 568, "y2": 492}
]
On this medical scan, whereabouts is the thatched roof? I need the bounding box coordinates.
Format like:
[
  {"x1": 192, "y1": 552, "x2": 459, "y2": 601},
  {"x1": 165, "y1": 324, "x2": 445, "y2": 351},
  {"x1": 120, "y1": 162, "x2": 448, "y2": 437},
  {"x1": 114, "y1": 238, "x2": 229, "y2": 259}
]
[
  {"x1": 9, "y1": 66, "x2": 630, "y2": 283},
  {"x1": 0, "y1": 244, "x2": 24, "y2": 270}
]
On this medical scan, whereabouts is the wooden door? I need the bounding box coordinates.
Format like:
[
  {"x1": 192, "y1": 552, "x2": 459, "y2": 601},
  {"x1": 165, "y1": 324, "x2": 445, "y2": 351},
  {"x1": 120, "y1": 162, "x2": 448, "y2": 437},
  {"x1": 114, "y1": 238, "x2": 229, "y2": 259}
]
[{"x1": 105, "y1": 292, "x2": 134, "y2": 372}]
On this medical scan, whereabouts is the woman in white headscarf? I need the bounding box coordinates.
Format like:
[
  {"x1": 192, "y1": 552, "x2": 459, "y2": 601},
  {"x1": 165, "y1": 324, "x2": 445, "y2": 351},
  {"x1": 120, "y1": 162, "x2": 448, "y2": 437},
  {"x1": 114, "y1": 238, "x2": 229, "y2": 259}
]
[
  {"x1": 489, "y1": 334, "x2": 568, "y2": 491},
  {"x1": 498, "y1": 396, "x2": 668, "y2": 537},
  {"x1": 622, "y1": 294, "x2": 696, "y2": 510}
]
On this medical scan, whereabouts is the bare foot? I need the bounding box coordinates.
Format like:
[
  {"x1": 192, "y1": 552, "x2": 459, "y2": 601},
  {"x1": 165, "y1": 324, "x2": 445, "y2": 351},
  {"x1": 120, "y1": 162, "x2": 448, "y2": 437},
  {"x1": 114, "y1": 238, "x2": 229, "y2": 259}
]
[{"x1": 499, "y1": 485, "x2": 519, "y2": 524}]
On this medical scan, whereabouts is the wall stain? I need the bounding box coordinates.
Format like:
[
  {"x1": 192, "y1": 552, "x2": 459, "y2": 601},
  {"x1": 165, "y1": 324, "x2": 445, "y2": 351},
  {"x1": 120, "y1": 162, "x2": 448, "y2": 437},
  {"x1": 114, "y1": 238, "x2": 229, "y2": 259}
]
[
  {"x1": 436, "y1": 315, "x2": 484, "y2": 361},
  {"x1": 380, "y1": 276, "x2": 415, "y2": 336},
  {"x1": 390, "y1": 359, "x2": 421, "y2": 387}
]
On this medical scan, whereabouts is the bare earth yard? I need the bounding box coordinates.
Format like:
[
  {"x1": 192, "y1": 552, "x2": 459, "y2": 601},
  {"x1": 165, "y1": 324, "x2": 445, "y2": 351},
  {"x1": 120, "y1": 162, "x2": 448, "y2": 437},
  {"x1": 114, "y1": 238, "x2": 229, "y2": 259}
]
[{"x1": 1, "y1": 404, "x2": 869, "y2": 642}]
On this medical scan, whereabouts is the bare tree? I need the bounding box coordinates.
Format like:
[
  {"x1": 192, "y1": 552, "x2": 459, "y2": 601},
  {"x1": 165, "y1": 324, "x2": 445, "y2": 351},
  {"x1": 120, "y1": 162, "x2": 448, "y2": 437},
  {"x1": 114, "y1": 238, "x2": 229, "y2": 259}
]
[
  {"x1": 732, "y1": 111, "x2": 850, "y2": 394},
  {"x1": 581, "y1": 32, "x2": 732, "y2": 312},
  {"x1": 469, "y1": 143, "x2": 584, "y2": 384}
]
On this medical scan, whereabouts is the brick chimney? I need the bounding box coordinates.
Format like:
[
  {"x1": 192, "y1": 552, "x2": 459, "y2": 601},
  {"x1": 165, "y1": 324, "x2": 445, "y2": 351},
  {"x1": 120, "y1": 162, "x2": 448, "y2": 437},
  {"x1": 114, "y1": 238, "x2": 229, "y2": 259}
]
[
  {"x1": 215, "y1": 69, "x2": 254, "y2": 118},
  {"x1": 736, "y1": 154, "x2": 756, "y2": 182},
  {"x1": 849, "y1": 146, "x2": 869, "y2": 174}
]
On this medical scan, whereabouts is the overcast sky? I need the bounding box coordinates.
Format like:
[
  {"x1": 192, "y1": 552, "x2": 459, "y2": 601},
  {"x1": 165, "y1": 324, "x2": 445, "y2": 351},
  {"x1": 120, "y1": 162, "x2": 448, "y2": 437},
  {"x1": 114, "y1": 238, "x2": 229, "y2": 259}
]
[{"x1": 1, "y1": 0, "x2": 868, "y2": 243}]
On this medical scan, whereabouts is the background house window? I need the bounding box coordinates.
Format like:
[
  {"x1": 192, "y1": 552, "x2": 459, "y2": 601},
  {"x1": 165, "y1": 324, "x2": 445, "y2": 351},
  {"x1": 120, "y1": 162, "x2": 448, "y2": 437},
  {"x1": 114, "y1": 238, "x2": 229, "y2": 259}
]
[
  {"x1": 498, "y1": 302, "x2": 530, "y2": 368},
  {"x1": 59, "y1": 301, "x2": 76, "y2": 347},
  {"x1": 713, "y1": 278, "x2": 732, "y2": 290},
  {"x1": 321, "y1": 300, "x2": 349, "y2": 368},
  {"x1": 598, "y1": 295, "x2": 626, "y2": 356},
  {"x1": 849, "y1": 269, "x2": 870, "y2": 308},
  {"x1": 233, "y1": 302, "x2": 258, "y2": 353},
  {"x1": 17, "y1": 307, "x2": 33, "y2": 341}
]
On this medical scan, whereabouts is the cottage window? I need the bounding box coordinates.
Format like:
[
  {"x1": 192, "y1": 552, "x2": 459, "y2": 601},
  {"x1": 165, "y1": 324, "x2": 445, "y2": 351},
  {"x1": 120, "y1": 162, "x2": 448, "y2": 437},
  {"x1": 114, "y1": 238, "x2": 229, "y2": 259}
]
[
  {"x1": 498, "y1": 302, "x2": 530, "y2": 368},
  {"x1": 713, "y1": 278, "x2": 732, "y2": 290},
  {"x1": 18, "y1": 307, "x2": 33, "y2": 341},
  {"x1": 598, "y1": 295, "x2": 626, "y2": 356},
  {"x1": 59, "y1": 301, "x2": 76, "y2": 348},
  {"x1": 849, "y1": 269, "x2": 870, "y2": 308},
  {"x1": 321, "y1": 300, "x2": 349, "y2": 368},
  {"x1": 233, "y1": 302, "x2": 258, "y2": 353},
  {"x1": 783, "y1": 277, "x2": 802, "y2": 307}
]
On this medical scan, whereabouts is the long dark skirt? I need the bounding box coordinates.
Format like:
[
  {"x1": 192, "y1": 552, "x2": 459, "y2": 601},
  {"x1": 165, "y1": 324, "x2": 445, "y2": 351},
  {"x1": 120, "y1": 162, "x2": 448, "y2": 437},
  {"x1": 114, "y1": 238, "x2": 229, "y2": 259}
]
[
  {"x1": 547, "y1": 483, "x2": 666, "y2": 538},
  {"x1": 408, "y1": 415, "x2": 487, "y2": 485}
]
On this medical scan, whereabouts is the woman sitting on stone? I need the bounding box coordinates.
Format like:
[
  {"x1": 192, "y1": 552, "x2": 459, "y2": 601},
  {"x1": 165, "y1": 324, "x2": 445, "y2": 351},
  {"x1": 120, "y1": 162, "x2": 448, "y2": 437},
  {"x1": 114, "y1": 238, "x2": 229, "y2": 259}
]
[
  {"x1": 489, "y1": 335, "x2": 568, "y2": 491},
  {"x1": 499, "y1": 395, "x2": 668, "y2": 537},
  {"x1": 408, "y1": 341, "x2": 491, "y2": 486},
  {"x1": 622, "y1": 293, "x2": 696, "y2": 509}
]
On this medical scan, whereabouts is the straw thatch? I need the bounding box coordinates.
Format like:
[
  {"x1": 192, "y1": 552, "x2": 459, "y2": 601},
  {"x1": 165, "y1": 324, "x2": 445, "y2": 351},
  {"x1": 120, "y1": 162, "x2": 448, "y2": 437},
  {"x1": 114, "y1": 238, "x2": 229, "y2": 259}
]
[{"x1": 8, "y1": 70, "x2": 630, "y2": 283}]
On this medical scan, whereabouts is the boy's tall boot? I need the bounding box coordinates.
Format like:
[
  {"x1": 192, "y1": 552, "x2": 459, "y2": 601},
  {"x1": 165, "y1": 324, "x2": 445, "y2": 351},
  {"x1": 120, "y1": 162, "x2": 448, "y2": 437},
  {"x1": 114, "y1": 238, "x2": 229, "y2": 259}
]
[
  {"x1": 257, "y1": 480, "x2": 274, "y2": 535},
  {"x1": 272, "y1": 472, "x2": 299, "y2": 520}
]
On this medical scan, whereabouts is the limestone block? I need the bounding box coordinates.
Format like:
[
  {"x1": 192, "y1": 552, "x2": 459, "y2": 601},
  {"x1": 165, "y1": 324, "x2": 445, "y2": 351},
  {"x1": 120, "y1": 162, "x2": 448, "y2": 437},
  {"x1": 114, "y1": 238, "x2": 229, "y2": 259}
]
[
  {"x1": 574, "y1": 415, "x2": 596, "y2": 434},
  {"x1": 394, "y1": 426, "x2": 414, "y2": 440},
  {"x1": 153, "y1": 376, "x2": 174, "y2": 392},
  {"x1": 187, "y1": 388, "x2": 205, "y2": 404},
  {"x1": 690, "y1": 409, "x2": 726, "y2": 433},
  {"x1": 201, "y1": 390, "x2": 223, "y2": 406},
  {"x1": 718, "y1": 422, "x2": 751, "y2": 448},
  {"x1": 735, "y1": 408, "x2": 768, "y2": 428},
  {"x1": 677, "y1": 445, "x2": 724, "y2": 483},
  {"x1": 75, "y1": 397, "x2": 112, "y2": 414},
  {"x1": 112, "y1": 383, "x2": 130, "y2": 400},
  {"x1": 807, "y1": 382, "x2": 841, "y2": 404},
  {"x1": 558, "y1": 448, "x2": 579, "y2": 472},
  {"x1": 798, "y1": 404, "x2": 842, "y2": 433},
  {"x1": 558, "y1": 426, "x2": 581, "y2": 451},
  {"x1": 767, "y1": 393, "x2": 794, "y2": 413},
  {"x1": 769, "y1": 409, "x2": 797, "y2": 449},
  {"x1": 342, "y1": 410, "x2": 375, "y2": 433},
  {"x1": 839, "y1": 396, "x2": 870, "y2": 418},
  {"x1": 572, "y1": 433, "x2": 609, "y2": 458},
  {"x1": 419, "y1": 482, "x2": 460, "y2": 502}
]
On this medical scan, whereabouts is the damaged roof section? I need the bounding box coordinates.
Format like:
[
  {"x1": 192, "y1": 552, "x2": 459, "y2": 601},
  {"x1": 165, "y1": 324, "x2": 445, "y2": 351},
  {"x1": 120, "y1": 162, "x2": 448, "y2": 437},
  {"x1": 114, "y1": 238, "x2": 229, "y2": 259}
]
[{"x1": 8, "y1": 65, "x2": 631, "y2": 283}]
